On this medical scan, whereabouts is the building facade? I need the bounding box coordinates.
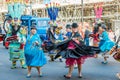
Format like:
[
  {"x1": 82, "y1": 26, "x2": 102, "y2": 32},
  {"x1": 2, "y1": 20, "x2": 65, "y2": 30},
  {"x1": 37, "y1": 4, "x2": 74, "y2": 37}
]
[{"x1": 0, "y1": 0, "x2": 120, "y2": 29}]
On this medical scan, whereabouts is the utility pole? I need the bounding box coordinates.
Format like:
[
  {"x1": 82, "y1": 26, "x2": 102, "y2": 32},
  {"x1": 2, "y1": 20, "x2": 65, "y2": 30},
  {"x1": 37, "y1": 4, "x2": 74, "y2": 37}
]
[
  {"x1": 81, "y1": 0, "x2": 84, "y2": 26},
  {"x1": 117, "y1": 0, "x2": 119, "y2": 20},
  {"x1": 30, "y1": 0, "x2": 32, "y2": 15}
]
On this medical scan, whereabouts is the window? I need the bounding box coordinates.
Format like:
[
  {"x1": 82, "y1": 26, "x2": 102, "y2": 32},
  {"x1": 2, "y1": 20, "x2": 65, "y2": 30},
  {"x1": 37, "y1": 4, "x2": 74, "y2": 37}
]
[{"x1": 37, "y1": 20, "x2": 48, "y2": 28}]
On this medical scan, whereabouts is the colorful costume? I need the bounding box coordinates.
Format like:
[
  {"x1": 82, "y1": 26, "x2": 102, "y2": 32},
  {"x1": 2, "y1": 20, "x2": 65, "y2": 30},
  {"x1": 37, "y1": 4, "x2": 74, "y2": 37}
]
[
  {"x1": 65, "y1": 32, "x2": 87, "y2": 66},
  {"x1": 24, "y1": 34, "x2": 47, "y2": 66},
  {"x1": 99, "y1": 31, "x2": 115, "y2": 52},
  {"x1": 50, "y1": 29, "x2": 63, "y2": 61},
  {"x1": 5, "y1": 1, "x2": 27, "y2": 69},
  {"x1": 89, "y1": 26, "x2": 99, "y2": 47},
  {"x1": 8, "y1": 28, "x2": 27, "y2": 69},
  {"x1": 46, "y1": 32, "x2": 100, "y2": 64},
  {"x1": 46, "y1": 24, "x2": 64, "y2": 61}
]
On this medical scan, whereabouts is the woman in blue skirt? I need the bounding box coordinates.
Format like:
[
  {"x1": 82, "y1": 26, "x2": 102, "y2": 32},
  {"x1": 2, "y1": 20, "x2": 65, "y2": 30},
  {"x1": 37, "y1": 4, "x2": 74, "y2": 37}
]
[
  {"x1": 24, "y1": 26, "x2": 47, "y2": 78},
  {"x1": 98, "y1": 24, "x2": 115, "y2": 64}
]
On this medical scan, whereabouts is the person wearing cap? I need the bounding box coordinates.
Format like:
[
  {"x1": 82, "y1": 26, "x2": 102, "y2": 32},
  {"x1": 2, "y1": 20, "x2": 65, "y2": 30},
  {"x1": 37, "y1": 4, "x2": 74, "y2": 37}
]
[
  {"x1": 46, "y1": 23, "x2": 57, "y2": 61},
  {"x1": 24, "y1": 26, "x2": 47, "y2": 78},
  {"x1": 54, "y1": 26, "x2": 64, "y2": 62},
  {"x1": 64, "y1": 24, "x2": 72, "y2": 40},
  {"x1": 98, "y1": 24, "x2": 115, "y2": 64},
  {"x1": 64, "y1": 24, "x2": 73, "y2": 67},
  {"x1": 47, "y1": 23, "x2": 57, "y2": 43},
  {"x1": 47, "y1": 23, "x2": 64, "y2": 62},
  {"x1": 54, "y1": 26, "x2": 63, "y2": 41}
]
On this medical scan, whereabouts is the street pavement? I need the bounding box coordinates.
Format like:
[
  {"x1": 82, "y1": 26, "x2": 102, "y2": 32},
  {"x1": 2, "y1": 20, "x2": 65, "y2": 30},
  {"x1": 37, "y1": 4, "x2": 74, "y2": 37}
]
[{"x1": 0, "y1": 43, "x2": 120, "y2": 80}]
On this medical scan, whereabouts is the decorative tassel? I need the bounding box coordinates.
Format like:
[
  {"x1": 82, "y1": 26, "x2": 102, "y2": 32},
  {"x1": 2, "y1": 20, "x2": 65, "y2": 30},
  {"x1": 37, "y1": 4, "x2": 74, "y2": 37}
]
[
  {"x1": 14, "y1": 3, "x2": 19, "y2": 18},
  {"x1": 19, "y1": 4, "x2": 25, "y2": 19},
  {"x1": 8, "y1": 4, "x2": 14, "y2": 19}
]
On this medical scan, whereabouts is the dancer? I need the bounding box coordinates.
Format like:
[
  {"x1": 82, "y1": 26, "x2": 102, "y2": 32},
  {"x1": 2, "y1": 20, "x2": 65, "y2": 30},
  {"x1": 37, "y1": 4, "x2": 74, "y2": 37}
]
[
  {"x1": 24, "y1": 26, "x2": 47, "y2": 78},
  {"x1": 46, "y1": 23, "x2": 64, "y2": 62},
  {"x1": 98, "y1": 24, "x2": 115, "y2": 64},
  {"x1": 5, "y1": 0, "x2": 27, "y2": 69},
  {"x1": 46, "y1": 23, "x2": 56, "y2": 61},
  {"x1": 54, "y1": 26, "x2": 64, "y2": 62},
  {"x1": 8, "y1": 23, "x2": 27, "y2": 69},
  {"x1": 56, "y1": 23, "x2": 100, "y2": 78},
  {"x1": 46, "y1": 23, "x2": 100, "y2": 79},
  {"x1": 89, "y1": 24, "x2": 100, "y2": 58},
  {"x1": 64, "y1": 23, "x2": 83, "y2": 78}
]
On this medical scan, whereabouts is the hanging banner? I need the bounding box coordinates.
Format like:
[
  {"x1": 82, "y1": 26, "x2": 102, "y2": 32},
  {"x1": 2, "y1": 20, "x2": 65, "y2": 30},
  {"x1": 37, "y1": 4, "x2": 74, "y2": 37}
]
[{"x1": 94, "y1": 2, "x2": 103, "y2": 20}]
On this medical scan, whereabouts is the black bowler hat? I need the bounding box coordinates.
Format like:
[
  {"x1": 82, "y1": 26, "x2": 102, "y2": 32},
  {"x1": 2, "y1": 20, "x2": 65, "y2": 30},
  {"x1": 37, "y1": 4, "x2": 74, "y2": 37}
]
[{"x1": 71, "y1": 23, "x2": 78, "y2": 28}]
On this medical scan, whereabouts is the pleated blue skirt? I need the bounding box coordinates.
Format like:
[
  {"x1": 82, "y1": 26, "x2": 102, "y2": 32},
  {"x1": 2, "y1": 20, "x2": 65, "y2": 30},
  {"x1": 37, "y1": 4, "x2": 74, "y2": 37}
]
[{"x1": 25, "y1": 46, "x2": 47, "y2": 67}]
